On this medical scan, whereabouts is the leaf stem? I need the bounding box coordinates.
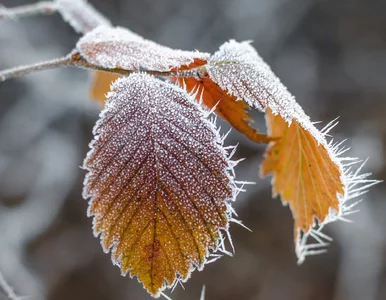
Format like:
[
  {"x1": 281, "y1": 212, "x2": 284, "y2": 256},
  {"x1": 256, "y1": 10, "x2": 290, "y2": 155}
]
[
  {"x1": 0, "y1": 2, "x2": 57, "y2": 19},
  {"x1": 0, "y1": 53, "x2": 206, "y2": 82}
]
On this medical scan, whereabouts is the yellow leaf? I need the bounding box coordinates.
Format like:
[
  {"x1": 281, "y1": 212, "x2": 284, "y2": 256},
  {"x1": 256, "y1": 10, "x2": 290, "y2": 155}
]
[
  {"x1": 261, "y1": 109, "x2": 343, "y2": 243},
  {"x1": 89, "y1": 71, "x2": 121, "y2": 107}
]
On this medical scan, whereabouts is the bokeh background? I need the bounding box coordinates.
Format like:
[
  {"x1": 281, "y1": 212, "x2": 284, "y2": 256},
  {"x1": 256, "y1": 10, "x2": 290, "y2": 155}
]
[{"x1": 0, "y1": 0, "x2": 385, "y2": 299}]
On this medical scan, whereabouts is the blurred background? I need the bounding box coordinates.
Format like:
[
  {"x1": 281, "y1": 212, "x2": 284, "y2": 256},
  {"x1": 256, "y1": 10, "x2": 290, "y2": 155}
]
[{"x1": 0, "y1": 0, "x2": 385, "y2": 299}]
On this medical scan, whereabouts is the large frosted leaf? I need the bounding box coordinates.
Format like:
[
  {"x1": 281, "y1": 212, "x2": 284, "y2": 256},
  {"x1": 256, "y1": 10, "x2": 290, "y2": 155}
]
[
  {"x1": 83, "y1": 73, "x2": 237, "y2": 297},
  {"x1": 77, "y1": 26, "x2": 209, "y2": 71}
]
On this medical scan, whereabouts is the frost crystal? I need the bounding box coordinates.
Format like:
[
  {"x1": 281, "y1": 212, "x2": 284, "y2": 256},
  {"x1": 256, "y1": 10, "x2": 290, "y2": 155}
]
[
  {"x1": 55, "y1": 0, "x2": 112, "y2": 34},
  {"x1": 83, "y1": 73, "x2": 239, "y2": 296},
  {"x1": 77, "y1": 26, "x2": 210, "y2": 71},
  {"x1": 208, "y1": 40, "x2": 378, "y2": 263}
]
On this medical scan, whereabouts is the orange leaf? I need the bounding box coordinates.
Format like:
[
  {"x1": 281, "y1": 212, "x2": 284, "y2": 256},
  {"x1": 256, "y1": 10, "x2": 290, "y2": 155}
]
[
  {"x1": 89, "y1": 71, "x2": 121, "y2": 107},
  {"x1": 177, "y1": 77, "x2": 271, "y2": 144},
  {"x1": 173, "y1": 60, "x2": 271, "y2": 144},
  {"x1": 261, "y1": 109, "x2": 344, "y2": 251},
  {"x1": 83, "y1": 74, "x2": 236, "y2": 297}
]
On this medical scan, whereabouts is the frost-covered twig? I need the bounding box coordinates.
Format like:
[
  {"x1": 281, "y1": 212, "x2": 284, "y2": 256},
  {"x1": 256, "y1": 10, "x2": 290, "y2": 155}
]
[
  {"x1": 0, "y1": 271, "x2": 21, "y2": 300},
  {"x1": 0, "y1": 56, "x2": 73, "y2": 82},
  {"x1": 55, "y1": 0, "x2": 111, "y2": 34},
  {"x1": 0, "y1": 2, "x2": 56, "y2": 19},
  {"x1": 0, "y1": 53, "x2": 206, "y2": 82},
  {"x1": 0, "y1": 0, "x2": 110, "y2": 34}
]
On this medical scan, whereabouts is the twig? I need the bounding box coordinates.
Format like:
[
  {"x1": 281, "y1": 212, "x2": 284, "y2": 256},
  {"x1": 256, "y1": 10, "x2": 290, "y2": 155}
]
[
  {"x1": 55, "y1": 0, "x2": 111, "y2": 34},
  {"x1": 0, "y1": 271, "x2": 22, "y2": 300},
  {"x1": 0, "y1": 0, "x2": 111, "y2": 34},
  {"x1": 0, "y1": 53, "x2": 207, "y2": 82},
  {"x1": 0, "y1": 2, "x2": 57, "y2": 19}
]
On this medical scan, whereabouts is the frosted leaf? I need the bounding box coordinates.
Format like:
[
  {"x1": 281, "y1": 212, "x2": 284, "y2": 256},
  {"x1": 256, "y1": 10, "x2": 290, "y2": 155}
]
[
  {"x1": 207, "y1": 40, "x2": 308, "y2": 122},
  {"x1": 208, "y1": 40, "x2": 378, "y2": 263},
  {"x1": 55, "y1": 0, "x2": 112, "y2": 34},
  {"x1": 83, "y1": 73, "x2": 237, "y2": 297},
  {"x1": 77, "y1": 26, "x2": 210, "y2": 71},
  {"x1": 206, "y1": 40, "x2": 329, "y2": 153}
]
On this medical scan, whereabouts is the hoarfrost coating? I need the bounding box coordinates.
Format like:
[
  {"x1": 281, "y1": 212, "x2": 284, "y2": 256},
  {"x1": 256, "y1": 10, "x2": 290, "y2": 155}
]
[{"x1": 77, "y1": 26, "x2": 210, "y2": 72}]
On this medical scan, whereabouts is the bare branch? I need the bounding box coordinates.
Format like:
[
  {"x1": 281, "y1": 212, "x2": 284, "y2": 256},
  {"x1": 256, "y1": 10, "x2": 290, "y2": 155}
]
[
  {"x1": 0, "y1": 53, "x2": 207, "y2": 82},
  {"x1": 0, "y1": 2, "x2": 57, "y2": 19},
  {"x1": 0, "y1": 0, "x2": 110, "y2": 34},
  {"x1": 55, "y1": 0, "x2": 111, "y2": 34},
  {"x1": 0, "y1": 271, "x2": 22, "y2": 300}
]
